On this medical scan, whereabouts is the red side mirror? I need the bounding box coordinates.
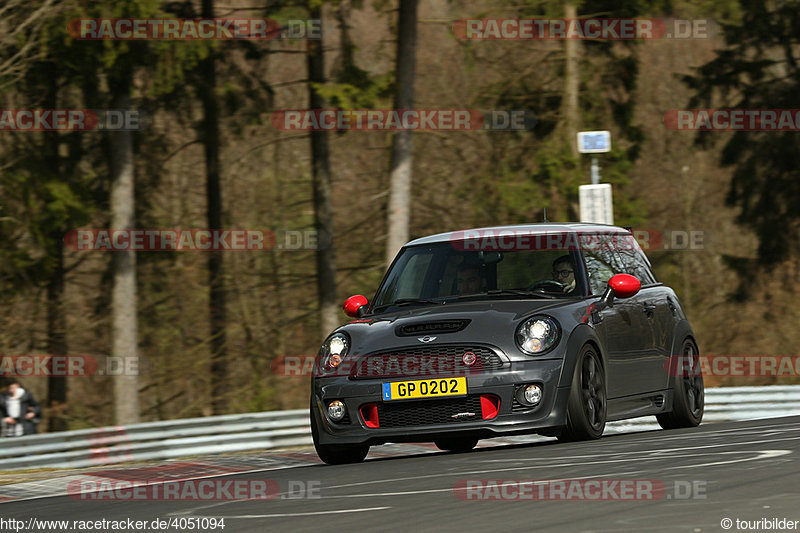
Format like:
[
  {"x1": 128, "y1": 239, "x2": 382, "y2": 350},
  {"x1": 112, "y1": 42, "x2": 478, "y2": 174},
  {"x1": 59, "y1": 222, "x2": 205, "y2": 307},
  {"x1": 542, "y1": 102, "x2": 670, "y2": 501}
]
[
  {"x1": 608, "y1": 274, "x2": 641, "y2": 299},
  {"x1": 343, "y1": 295, "x2": 369, "y2": 317}
]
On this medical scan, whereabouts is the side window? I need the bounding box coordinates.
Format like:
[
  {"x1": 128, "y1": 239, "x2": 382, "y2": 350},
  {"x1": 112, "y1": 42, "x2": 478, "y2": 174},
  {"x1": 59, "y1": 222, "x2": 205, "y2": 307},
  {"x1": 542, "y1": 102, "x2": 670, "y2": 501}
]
[
  {"x1": 580, "y1": 234, "x2": 626, "y2": 295},
  {"x1": 615, "y1": 234, "x2": 658, "y2": 285}
]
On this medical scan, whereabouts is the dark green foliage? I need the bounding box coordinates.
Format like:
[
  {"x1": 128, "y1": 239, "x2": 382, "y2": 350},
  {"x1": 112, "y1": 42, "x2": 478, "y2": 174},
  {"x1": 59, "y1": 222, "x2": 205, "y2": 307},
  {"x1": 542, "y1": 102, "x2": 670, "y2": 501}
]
[{"x1": 686, "y1": 0, "x2": 800, "y2": 265}]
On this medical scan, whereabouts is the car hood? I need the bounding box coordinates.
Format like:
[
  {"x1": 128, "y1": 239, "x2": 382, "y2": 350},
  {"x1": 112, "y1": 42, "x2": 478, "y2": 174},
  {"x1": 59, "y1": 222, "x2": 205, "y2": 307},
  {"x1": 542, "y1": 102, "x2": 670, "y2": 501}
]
[{"x1": 335, "y1": 298, "x2": 589, "y2": 359}]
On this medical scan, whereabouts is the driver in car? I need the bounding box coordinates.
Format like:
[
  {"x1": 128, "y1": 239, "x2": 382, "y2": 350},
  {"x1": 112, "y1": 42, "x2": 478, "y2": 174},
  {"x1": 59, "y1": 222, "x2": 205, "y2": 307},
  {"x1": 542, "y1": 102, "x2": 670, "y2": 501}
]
[
  {"x1": 552, "y1": 255, "x2": 577, "y2": 294},
  {"x1": 457, "y1": 264, "x2": 486, "y2": 295}
]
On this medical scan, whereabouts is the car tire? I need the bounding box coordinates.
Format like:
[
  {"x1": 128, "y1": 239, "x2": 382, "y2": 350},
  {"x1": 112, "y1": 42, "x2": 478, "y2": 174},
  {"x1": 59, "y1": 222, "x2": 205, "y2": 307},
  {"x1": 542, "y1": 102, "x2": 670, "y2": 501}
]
[
  {"x1": 657, "y1": 339, "x2": 704, "y2": 429},
  {"x1": 310, "y1": 399, "x2": 370, "y2": 465},
  {"x1": 558, "y1": 344, "x2": 606, "y2": 442},
  {"x1": 434, "y1": 437, "x2": 479, "y2": 453}
]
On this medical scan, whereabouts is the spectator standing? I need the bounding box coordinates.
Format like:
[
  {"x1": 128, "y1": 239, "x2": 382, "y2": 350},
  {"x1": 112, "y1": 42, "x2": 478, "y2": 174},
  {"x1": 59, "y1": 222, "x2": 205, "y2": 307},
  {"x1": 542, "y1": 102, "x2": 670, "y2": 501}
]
[{"x1": 0, "y1": 380, "x2": 41, "y2": 436}]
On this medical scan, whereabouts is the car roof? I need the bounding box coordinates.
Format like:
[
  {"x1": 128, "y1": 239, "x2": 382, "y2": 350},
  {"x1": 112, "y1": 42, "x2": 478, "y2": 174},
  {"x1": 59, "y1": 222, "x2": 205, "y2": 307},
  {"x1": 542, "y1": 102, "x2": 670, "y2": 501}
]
[{"x1": 405, "y1": 222, "x2": 631, "y2": 247}]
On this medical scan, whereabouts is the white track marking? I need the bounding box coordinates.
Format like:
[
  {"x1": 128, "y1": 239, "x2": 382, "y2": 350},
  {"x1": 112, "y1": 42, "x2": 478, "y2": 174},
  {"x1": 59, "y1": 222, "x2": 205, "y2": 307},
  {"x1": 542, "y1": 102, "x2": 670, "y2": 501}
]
[
  {"x1": 319, "y1": 450, "x2": 789, "y2": 499},
  {"x1": 483, "y1": 431, "x2": 800, "y2": 463},
  {"x1": 167, "y1": 448, "x2": 788, "y2": 517},
  {"x1": 192, "y1": 506, "x2": 391, "y2": 519},
  {"x1": 0, "y1": 464, "x2": 308, "y2": 505},
  {"x1": 318, "y1": 441, "x2": 796, "y2": 492}
]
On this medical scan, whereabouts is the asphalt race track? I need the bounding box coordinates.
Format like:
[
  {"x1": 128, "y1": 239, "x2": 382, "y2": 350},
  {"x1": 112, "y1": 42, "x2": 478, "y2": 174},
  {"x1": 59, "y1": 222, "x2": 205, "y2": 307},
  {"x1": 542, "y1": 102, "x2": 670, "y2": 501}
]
[{"x1": 3, "y1": 416, "x2": 800, "y2": 532}]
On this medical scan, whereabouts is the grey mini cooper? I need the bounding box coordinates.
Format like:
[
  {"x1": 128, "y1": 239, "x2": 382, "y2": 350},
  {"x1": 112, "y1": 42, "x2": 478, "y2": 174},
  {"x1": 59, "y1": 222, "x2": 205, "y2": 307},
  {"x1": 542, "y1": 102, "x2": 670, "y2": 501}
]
[{"x1": 310, "y1": 223, "x2": 703, "y2": 464}]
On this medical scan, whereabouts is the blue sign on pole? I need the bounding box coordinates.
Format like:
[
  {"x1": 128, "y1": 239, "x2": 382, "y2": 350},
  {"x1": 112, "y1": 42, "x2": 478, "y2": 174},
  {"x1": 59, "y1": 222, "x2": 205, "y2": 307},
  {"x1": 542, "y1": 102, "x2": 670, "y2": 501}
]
[{"x1": 577, "y1": 131, "x2": 611, "y2": 154}]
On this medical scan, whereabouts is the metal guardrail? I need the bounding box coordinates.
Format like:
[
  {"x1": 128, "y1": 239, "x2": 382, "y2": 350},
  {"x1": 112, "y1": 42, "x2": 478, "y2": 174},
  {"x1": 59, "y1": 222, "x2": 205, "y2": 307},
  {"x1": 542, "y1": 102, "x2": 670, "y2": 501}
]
[
  {"x1": 0, "y1": 409, "x2": 310, "y2": 471},
  {"x1": 1, "y1": 386, "x2": 799, "y2": 471}
]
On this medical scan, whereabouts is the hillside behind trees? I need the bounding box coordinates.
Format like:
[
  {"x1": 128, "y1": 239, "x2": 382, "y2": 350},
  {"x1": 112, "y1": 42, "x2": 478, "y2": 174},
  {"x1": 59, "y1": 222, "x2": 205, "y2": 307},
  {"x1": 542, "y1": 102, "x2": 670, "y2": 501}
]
[{"x1": 0, "y1": 0, "x2": 797, "y2": 430}]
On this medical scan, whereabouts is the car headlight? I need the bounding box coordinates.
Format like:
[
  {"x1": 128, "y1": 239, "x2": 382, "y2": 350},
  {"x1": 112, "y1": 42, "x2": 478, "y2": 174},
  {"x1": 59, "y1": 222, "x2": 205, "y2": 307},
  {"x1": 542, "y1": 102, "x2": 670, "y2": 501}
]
[
  {"x1": 515, "y1": 316, "x2": 560, "y2": 355},
  {"x1": 321, "y1": 332, "x2": 350, "y2": 369}
]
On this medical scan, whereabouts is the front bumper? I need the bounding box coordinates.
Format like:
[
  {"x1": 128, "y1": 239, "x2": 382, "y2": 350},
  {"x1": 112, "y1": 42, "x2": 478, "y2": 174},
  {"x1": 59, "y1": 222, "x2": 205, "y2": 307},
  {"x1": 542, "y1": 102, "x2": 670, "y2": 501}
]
[{"x1": 311, "y1": 358, "x2": 570, "y2": 446}]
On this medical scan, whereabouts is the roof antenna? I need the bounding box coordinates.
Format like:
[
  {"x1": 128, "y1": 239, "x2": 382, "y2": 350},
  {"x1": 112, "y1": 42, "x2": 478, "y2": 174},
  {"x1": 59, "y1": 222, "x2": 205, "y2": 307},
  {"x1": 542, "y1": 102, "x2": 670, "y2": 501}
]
[{"x1": 542, "y1": 208, "x2": 549, "y2": 223}]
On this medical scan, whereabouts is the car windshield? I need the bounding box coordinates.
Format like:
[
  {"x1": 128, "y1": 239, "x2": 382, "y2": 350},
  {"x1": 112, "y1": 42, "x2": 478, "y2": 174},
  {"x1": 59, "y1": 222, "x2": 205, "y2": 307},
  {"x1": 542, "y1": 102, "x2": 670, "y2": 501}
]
[{"x1": 371, "y1": 240, "x2": 586, "y2": 312}]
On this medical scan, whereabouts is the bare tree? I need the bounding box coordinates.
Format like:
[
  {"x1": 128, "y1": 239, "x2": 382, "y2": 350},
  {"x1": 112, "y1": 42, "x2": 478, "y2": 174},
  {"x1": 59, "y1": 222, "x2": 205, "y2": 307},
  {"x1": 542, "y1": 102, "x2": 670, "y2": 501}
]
[
  {"x1": 44, "y1": 88, "x2": 68, "y2": 430},
  {"x1": 45, "y1": 232, "x2": 67, "y2": 431},
  {"x1": 307, "y1": 4, "x2": 339, "y2": 337},
  {"x1": 564, "y1": 2, "x2": 580, "y2": 158},
  {"x1": 200, "y1": 0, "x2": 228, "y2": 414},
  {"x1": 384, "y1": 0, "x2": 418, "y2": 265},
  {"x1": 110, "y1": 78, "x2": 140, "y2": 425},
  {"x1": 0, "y1": 0, "x2": 58, "y2": 88}
]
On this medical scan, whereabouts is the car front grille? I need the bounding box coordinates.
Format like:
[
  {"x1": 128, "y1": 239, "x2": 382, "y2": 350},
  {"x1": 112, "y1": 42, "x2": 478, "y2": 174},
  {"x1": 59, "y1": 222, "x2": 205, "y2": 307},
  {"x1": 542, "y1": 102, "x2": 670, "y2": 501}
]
[
  {"x1": 351, "y1": 345, "x2": 505, "y2": 379},
  {"x1": 377, "y1": 395, "x2": 484, "y2": 428}
]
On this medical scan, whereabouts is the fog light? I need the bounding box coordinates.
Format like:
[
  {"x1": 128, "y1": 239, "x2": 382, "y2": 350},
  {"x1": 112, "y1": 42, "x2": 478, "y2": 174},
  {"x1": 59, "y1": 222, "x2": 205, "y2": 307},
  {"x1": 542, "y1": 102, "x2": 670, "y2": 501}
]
[
  {"x1": 516, "y1": 384, "x2": 543, "y2": 407},
  {"x1": 524, "y1": 384, "x2": 542, "y2": 405},
  {"x1": 327, "y1": 400, "x2": 346, "y2": 421}
]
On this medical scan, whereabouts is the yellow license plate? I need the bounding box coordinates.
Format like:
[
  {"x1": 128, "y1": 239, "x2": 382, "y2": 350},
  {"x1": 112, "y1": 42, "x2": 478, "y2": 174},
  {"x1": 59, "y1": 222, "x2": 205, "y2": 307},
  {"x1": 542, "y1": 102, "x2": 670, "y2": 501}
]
[{"x1": 382, "y1": 377, "x2": 467, "y2": 401}]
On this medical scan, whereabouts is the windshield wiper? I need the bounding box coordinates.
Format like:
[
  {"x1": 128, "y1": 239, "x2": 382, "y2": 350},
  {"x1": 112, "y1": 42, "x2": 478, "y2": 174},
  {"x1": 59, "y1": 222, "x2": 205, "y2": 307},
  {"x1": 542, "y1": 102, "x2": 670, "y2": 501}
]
[
  {"x1": 372, "y1": 298, "x2": 445, "y2": 312},
  {"x1": 485, "y1": 289, "x2": 556, "y2": 299}
]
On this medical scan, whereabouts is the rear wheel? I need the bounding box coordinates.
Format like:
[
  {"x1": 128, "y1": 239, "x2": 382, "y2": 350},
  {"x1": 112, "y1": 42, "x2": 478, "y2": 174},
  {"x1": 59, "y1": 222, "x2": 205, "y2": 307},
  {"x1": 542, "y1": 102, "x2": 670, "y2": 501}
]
[
  {"x1": 559, "y1": 345, "x2": 606, "y2": 442},
  {"x1": 310, "y1": 399, "x2": 369, "y2": 465},
  {"x1": 657, "y1": 339, "x2": 704, "y2": 429},
  {"x1": 434, "y1": 437, "x2": 479, "y2": 453}
]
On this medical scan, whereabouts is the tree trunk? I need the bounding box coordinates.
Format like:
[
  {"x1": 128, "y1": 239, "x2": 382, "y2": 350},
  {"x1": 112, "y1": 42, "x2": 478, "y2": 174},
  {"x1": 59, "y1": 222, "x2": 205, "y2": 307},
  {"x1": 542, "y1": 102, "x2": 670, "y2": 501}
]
[
  {"x1": 385, "y1": 0, "x2": 418, "y2": 265},
  {"x1": 564, "y1": 3, "x2": 580, "y2": 158},
  {"x1": 42, "y1": 70, "x2": 67, "y2": 431},
  {"x1": 307, "y1": 4, "x2": 339, "y2": 338},
  {"x1": 44, "y1": 77, "x2": 67, "y2": 431},
  {"x1": 201, "y1": 0, "x2": 228, "y2": 414},
  {"x1": 110, "y1": 81, "x2": 140, "y2": 425},
  {"x1": 46, "y1": 234, "x2": 67, "y2": 431}
]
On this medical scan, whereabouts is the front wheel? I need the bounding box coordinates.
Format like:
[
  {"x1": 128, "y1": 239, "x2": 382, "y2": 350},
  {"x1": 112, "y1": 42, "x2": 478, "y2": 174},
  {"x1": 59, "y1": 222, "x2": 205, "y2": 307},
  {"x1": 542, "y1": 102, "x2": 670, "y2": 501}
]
[
  {"x1": 657, "y1": 339, "x2": 704, "y2": 429},
  {"x1": 311, "y1": 400, "x2": 369, "y2": 465},
  {"x1": 559, "y1": 345, "x2": 606, "y2": 442}
]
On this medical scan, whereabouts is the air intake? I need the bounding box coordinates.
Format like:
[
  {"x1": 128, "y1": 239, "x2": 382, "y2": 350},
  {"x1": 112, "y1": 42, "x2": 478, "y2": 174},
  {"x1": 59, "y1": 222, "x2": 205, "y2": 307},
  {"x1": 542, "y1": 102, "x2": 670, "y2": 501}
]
[{"x1": 395, "y1": 320, "x2": 470, "y2": 337}]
